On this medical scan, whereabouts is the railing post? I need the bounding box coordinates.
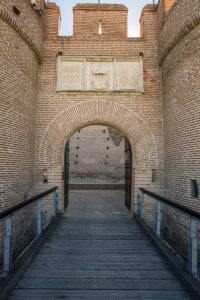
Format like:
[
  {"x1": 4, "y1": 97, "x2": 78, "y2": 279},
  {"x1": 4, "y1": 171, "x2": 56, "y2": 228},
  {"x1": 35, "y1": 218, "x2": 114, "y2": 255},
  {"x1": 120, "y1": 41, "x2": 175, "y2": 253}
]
[
  {"x1": 37, "y1": 199, "x2": 42, "y2": 236},
  {"x1": 156, "y1": 200, "x2": 161, "y2": 238},
  {"x1": 53, "y1": 191, "x2": 58, "y2": 218},
  {"x1": 140, "y1": 192, "x2": 144, "y2": 219},
  {"x1": 137, "y1": 194, "x2": 141, "y2": 215},
  {"x1": 188, "y1": 217, "x2": 197, "y2": 277},
  {"x1": 3, "y1": 215, "x2": 13, "y2": 274}
]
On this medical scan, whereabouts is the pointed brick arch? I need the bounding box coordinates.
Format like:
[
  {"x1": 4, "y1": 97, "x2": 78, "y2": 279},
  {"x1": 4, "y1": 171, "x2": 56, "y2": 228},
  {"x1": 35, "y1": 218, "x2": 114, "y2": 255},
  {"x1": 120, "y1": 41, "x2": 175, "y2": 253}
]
[{"x1": 39, "y1": 100, "x2": 158, "y2": 169}]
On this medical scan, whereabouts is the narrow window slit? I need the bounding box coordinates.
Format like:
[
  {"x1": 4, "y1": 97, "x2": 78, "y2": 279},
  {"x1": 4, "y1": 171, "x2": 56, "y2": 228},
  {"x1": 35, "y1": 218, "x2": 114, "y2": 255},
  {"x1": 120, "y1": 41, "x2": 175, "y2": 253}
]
[
  {"x1": 190, "y1": 180, "x2": 198, "y2": 198},
  {"x1": 98, "y1": 20, "x2": 102, "y2": 35}
]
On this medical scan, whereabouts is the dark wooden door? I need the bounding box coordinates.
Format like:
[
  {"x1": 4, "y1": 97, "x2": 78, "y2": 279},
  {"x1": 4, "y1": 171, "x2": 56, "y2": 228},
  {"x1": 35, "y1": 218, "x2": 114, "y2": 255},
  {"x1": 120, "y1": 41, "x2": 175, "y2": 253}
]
[
  {"x1": 64, "y1": 142, "x2": 69, "y2": 208},
  {"x1": 125, "y1": 138, "x2": 132, "y2": 210}
]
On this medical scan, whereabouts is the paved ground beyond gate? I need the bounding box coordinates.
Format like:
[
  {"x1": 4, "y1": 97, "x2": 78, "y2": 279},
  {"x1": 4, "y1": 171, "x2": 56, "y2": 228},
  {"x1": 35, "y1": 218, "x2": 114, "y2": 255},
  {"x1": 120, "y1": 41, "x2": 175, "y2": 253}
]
[{"x1": 9, "y1": 191, "x2": 193, "y2": 299}]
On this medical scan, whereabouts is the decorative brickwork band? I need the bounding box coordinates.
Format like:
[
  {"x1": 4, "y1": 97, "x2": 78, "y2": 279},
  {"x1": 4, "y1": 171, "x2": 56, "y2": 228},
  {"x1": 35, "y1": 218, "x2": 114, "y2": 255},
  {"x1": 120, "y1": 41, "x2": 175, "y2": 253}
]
[
  {"x1": 0, "y1": 4, "x2": 42, "y2": 64},
  {"x1": 39, "y1": 100, "x2": 158, "y2": 169},
  {"x1": 160, "y1": 11, "x2": 200, "y2": 64}
]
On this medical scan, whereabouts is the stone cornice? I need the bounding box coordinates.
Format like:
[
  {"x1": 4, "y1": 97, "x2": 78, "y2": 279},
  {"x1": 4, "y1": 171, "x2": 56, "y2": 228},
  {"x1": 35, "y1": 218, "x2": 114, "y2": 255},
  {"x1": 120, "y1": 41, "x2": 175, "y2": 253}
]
[
  {"x1": 0, "y1": 4, "x2": 42, "y2": 64},
  {"x1": 160, "y1": 11, "x2": 200, "y2": 64}
]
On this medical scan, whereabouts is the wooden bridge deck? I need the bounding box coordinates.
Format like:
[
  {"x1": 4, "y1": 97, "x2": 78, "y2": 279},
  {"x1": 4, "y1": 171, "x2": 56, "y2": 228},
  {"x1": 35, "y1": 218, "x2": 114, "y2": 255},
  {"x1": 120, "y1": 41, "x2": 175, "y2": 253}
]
[{"x1": 9, "y1": 191, "x2": 193, "y2": 299}]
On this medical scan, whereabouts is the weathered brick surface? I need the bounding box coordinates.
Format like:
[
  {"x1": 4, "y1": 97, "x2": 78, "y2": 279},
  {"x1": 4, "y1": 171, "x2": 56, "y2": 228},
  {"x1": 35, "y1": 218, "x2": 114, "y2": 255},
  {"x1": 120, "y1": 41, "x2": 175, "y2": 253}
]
[
  {"x1": 164, "y1": 0, "x2": 175, "y2": 12},
  {"x1": 158, "y1": 0, "x2": 200, "y2": 254},
  {"x1": 73, "y1": 4, "x2": 128, "y2": 39},
  {"x1": 0, "y1": 0, "x2": 43, "y2": 56},
  {"x1": 0, "y1": 0, "x2": 43, "y2": 210},
  {"x1": 69, "y1": 125, "x2": 125, "y2": 185},
  {"x1": 0, "y1": 0, "x2": 45, "y2": 264},
  {"x1": 158, "y1": 0, "x2": 200, "y2": 61},
  {"x1": 157, "y1": 0, "x2": 175, "y2": 29},
  {"x1": 158, "y1": 0, "x2": 200, "y2": 209}
]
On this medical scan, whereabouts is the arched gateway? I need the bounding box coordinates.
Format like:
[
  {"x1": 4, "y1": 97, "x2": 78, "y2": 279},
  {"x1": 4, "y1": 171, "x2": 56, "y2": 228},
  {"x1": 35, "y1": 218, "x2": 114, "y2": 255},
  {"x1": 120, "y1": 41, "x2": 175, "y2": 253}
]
[
  {"x1": 38, "y1": 100, "x2": 160, "y2": 212},
  {"x1": 63, "y1": 124, "x2": 133, "y2": 211}
]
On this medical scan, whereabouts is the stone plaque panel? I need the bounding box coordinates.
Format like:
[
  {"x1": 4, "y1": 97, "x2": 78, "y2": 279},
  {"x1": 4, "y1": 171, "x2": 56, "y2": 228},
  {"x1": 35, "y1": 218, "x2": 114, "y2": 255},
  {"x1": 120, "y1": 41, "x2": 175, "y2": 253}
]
[
  {"x1": 62, "y1": 61, "x2": 84, "y2": 90},
  {"x1": 116, "y1": 60, "x2": 142, "y2": 91},
  {"x1": 57, "y1": 58, "x2": 84, "y2": 91},
  {"x1": 87, "y1": 61, "x2": 113, "y2": 91},
  {"x1": 57, "y1": 56, "x2": 143, "y2": 92}
]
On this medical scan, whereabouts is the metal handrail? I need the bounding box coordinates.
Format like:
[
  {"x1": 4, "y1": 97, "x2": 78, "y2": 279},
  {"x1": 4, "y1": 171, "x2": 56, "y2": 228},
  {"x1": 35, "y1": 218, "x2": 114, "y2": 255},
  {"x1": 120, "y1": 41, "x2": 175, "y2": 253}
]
[
  {"x1": 0, "y1": 186, "x2": 59, "y2": 275},
  {"x1": 138, "y1": 188, "x2": 200, "y2": 278},
  {"x1": 140, "y1": 188, "x2": 200, "y2": 220},
  {"x1": 0, "y1": 186, "x2": 58, "y2": 221}
]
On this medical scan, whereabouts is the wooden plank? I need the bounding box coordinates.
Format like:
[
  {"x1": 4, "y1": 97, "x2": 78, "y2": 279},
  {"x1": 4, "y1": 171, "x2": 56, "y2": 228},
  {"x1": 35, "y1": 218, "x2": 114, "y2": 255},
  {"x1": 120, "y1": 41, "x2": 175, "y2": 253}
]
[
  {"x1": 9, "y1": 289, "x2": 192, "y2": 300},
  {"x1": 16, "y1": 278, "x2": 189, "y2": 291},
  {"x1": 30, "y1": 261, "x2": 172, "y2": 271},
  {"x1": 23, "y1": 269, "x2": 178, "y2": 280},
  {"x1": 44, "y1": 239, "x2": 152, "y2": 245},
  {"x1": 45, "y1": 234, "x2": 152, "y2": 242},
  {"x1": 42, "y1": 245, "x2": 155, "y2": 250},
  {"x1": 52, "y1": 229, "x2": 144, "y2": 234},
  {"x1": 38, "y1": 249, "x2": 159, "y2": 256},
  {"x1": 34, "y1": 254, "x2": 164, "y2": 263},
  {"x1": 43, "y1": 238, "x2": 153, "y2": 244}
]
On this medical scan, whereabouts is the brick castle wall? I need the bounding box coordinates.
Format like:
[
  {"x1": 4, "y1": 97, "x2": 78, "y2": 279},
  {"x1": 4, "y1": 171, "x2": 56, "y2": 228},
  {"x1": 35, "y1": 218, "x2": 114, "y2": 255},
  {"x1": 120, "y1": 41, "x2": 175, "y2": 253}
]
[
  {"x1": 158, "y1": 0, "x2": 200, "y2": 209},
  {"x1": 0, "y1": 0, "x2": 43, "y2": 210},
  {"x1": 158, "y1": 0, "x2": 200, "y2": 254},
  {"x1": 34, "y1": 3, "x2": 164, "y2": 212},
  {"x1": 73, "y1": 4, "x2": 128, "y2": 39}
]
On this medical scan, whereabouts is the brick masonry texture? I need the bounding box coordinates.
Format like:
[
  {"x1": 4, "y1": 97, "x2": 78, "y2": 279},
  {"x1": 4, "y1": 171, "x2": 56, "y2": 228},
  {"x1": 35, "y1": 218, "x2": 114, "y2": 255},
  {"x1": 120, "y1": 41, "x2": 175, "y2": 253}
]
[
  {"x1": 158, "y1": 0, "x2": 200, "y2": 254},
  {"x1": 68, "y1": 125, "x2": 125, "y2": 185},
  {"x1": 0, "y1": 0, "x2": 199, "y2": 242},
  {"x1": 34, "y1": 3, "x2": 163, "y2": 213},
  {"x1": 0, "y1": 0, "x2": 43, "y2": 210},
  {"x1": 73, "y1": 4, "x2": 128, "y2": 39},
  {"x1": 158, "y1": 0, "x2": 200, "y2": 208}
]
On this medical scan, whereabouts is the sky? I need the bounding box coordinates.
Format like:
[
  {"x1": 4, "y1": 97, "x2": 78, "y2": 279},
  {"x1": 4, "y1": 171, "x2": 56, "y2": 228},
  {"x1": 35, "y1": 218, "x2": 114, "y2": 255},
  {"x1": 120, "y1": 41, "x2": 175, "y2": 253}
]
[{"x1": 54, "y1": 0, "x2": 158, "y2": 37}]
